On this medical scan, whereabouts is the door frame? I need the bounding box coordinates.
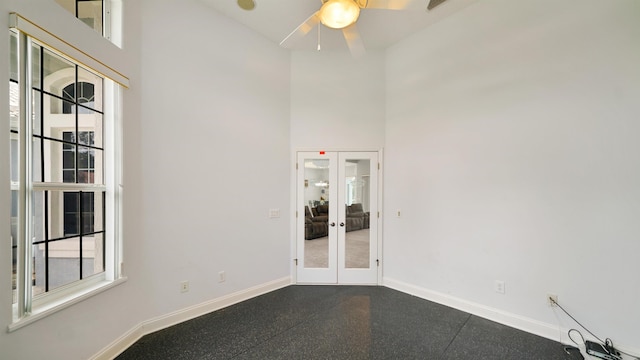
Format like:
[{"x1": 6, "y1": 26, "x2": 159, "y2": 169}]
[{"x1": 290, "y1": 148, "x2": 383, "y2": 285}]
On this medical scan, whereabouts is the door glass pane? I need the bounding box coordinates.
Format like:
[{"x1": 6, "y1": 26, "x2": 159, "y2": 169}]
[
  {"x1": 344, "y1": 159, "x2": 371, "y2": 268},
  {"x1": 304, "y1": 159, "x2": 330, "y2": 268}
]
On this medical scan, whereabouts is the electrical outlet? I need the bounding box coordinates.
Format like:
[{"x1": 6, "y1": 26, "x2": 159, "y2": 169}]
[
  {"x1": 494, "y1": 280, "x2": 505, "y2": 294},
  {"x1": 218, "y1": 271, "x2": 226, "y2": 283},
  {"x1": 548, "y1": 294, "x2": 558, "y2": 307},
  {"x1": 180, "y1": 281, "x2": 189, "y2": 293}
]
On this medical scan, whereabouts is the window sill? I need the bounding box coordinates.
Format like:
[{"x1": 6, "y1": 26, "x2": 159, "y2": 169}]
[{"x1": 7, "y1": 276, "x2": 127, "y2": 333}]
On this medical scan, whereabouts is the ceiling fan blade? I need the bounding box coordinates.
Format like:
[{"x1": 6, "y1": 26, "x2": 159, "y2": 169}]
[
  {"x1": 362, "y1": 0, "x2": 423, "y2": 10},
  {"x1": 342, "y1": 23, "x2": 366, "y2": 58},
  {"x1": 427, "y1": 0, "x2": 448, "y2": 10},
  {"x1": 279, "y1": 11, "x2": 321, "y2": 48}
]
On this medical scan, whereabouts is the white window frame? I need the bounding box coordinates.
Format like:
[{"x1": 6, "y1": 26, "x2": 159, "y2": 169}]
[
  {"x1": 53, "y1": 0, "x2": 111, "y2": 39},
  {"x1": 8, "y1": 13, "x2": 127, "y2": 331}
]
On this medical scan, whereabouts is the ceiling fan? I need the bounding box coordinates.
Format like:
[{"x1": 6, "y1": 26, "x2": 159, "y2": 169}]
[{"x1": 279, "y1": 0, "x2": 449, "y2": 57}]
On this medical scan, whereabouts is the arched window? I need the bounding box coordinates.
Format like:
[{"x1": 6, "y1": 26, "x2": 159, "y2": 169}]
[{"x1": 62, "y1": 82, "x2": 95, "y2": 114}]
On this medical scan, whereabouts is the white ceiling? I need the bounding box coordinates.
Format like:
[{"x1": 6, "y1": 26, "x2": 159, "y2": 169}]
[{"x1": 199, "y1": 0, "x2": 478, "y2": 52}]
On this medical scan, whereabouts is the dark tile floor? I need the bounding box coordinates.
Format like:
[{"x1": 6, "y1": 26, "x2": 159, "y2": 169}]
[{"x1": 116, "y1": 285, "x2": 583, "y2": 360}]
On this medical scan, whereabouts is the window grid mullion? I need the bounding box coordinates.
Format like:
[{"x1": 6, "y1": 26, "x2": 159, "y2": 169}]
[
  {"x1": 101, "y1": 0, "x2": 105, "y2": 37},
  {"x1": 79, "y1": 191, "x2": 83, "y2": 280},
  {"x1": 35, "y1": 88, "x2": 105, "y2": 116},
  {"x1": 75, "y1": 64, "x2": 79, "y2": 187},
  {"x1": 33, "y1": 135, "x2": 104, "y2": 152},
  {"x1": 44, "y1": 190, "x2": 49, "y2": 292},
  {"x1": 39, "y1": 48, "x2": 44, "y2": 183},
  {"x1": 34, "y1": 229, "x2": 105, "y2": 245}
]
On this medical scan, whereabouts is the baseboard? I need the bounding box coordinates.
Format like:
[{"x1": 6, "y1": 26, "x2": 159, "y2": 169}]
[
  {"x1": 383, "y1": 277, "x2": 640, "y2": 359},
  {"x1": 90, "y1": 276, "x2": 292, "y2": 360},
  {"x1": 384, "y1": 277, "x2": 565, "y2": 343}
]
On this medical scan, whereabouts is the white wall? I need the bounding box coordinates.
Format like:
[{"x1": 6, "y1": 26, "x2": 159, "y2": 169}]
[
  {"x1": 0, "y1": 0, "x2": 291, "y2": 358},
  {"x1": 136, "y1": 0, "x2": 291, "y2": 316},
  {"x1": 384, "y1": 0, "x2": 640, "y2": 351},
  {"x1": 289, "y1": 50, "x2": 385, "y2": 285},
  {"x1": 290, "y1": 50, "x2": 385, "y2": 150}
]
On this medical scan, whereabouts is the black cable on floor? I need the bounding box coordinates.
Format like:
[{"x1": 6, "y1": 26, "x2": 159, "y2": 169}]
[
  {"x1": 549, "y1": 297, "x2": 604, "y2": 344},
  {"x1": 551, "y1": 297, "x2": 640, "y2": 360}
]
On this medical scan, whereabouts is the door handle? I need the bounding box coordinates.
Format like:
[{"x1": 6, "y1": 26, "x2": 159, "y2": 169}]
[
  {"x1": 340, "y1": 222, "x2": 345, "y2": 227},
  {"x1": 330, "y1": 222, "x2": 336, "y2": 227}
]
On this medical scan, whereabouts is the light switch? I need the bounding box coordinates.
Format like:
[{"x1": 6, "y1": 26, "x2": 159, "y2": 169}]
[{"x1": 268, "y1": 208, "x2": 280, "y2": 218}]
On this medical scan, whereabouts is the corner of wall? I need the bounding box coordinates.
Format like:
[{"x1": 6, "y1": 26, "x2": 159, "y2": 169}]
[{"x1": 90, "y1": 276, "x2": 292, "y2": 360}]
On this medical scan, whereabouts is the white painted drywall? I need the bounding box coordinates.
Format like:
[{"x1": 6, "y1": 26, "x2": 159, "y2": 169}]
[
  {"x1": 0, "y1": 0, "x2": 292, "y2": 358},
  {"x1": 136, "y1": 0, "x2": 291, "y2": 316},
  {"x1": 384, "y1": 0, "x2": 640, "y2": 349},
  {"x1": 290, "y1": 50, "x2": 385, "y2": 151}
]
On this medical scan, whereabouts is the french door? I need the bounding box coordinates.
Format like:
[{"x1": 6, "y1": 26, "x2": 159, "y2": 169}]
[{"x1": 296, "y1": 151, "x2": 379, "y2": 284}]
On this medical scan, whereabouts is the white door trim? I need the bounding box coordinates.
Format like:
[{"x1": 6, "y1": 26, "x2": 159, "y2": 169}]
[{"x1": 292, "y1": 149, "x2": 383, "y2": 285}]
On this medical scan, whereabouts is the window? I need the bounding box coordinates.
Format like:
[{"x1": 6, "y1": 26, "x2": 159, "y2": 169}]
[
  {"x1": 9, "y1": 13, "x2": 127, "y2": 329},
  {"x1": 55, "y1": 0, "x2": 105, "y2": 35},
  {"x1": 28, "y1": 42, "x2": 106, "y2": 296},
  {"x1": 54, "y1": 0, "x2": 124, "y2": 48}
]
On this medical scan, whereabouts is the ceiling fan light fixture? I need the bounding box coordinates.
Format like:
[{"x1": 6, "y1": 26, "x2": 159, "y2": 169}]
[
  {"x1": 319, "y1": 0, "x2": 361, "y2": 29},
  {"x1": 237, "y1": 0, "x2": 256, "y2": 11}
]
